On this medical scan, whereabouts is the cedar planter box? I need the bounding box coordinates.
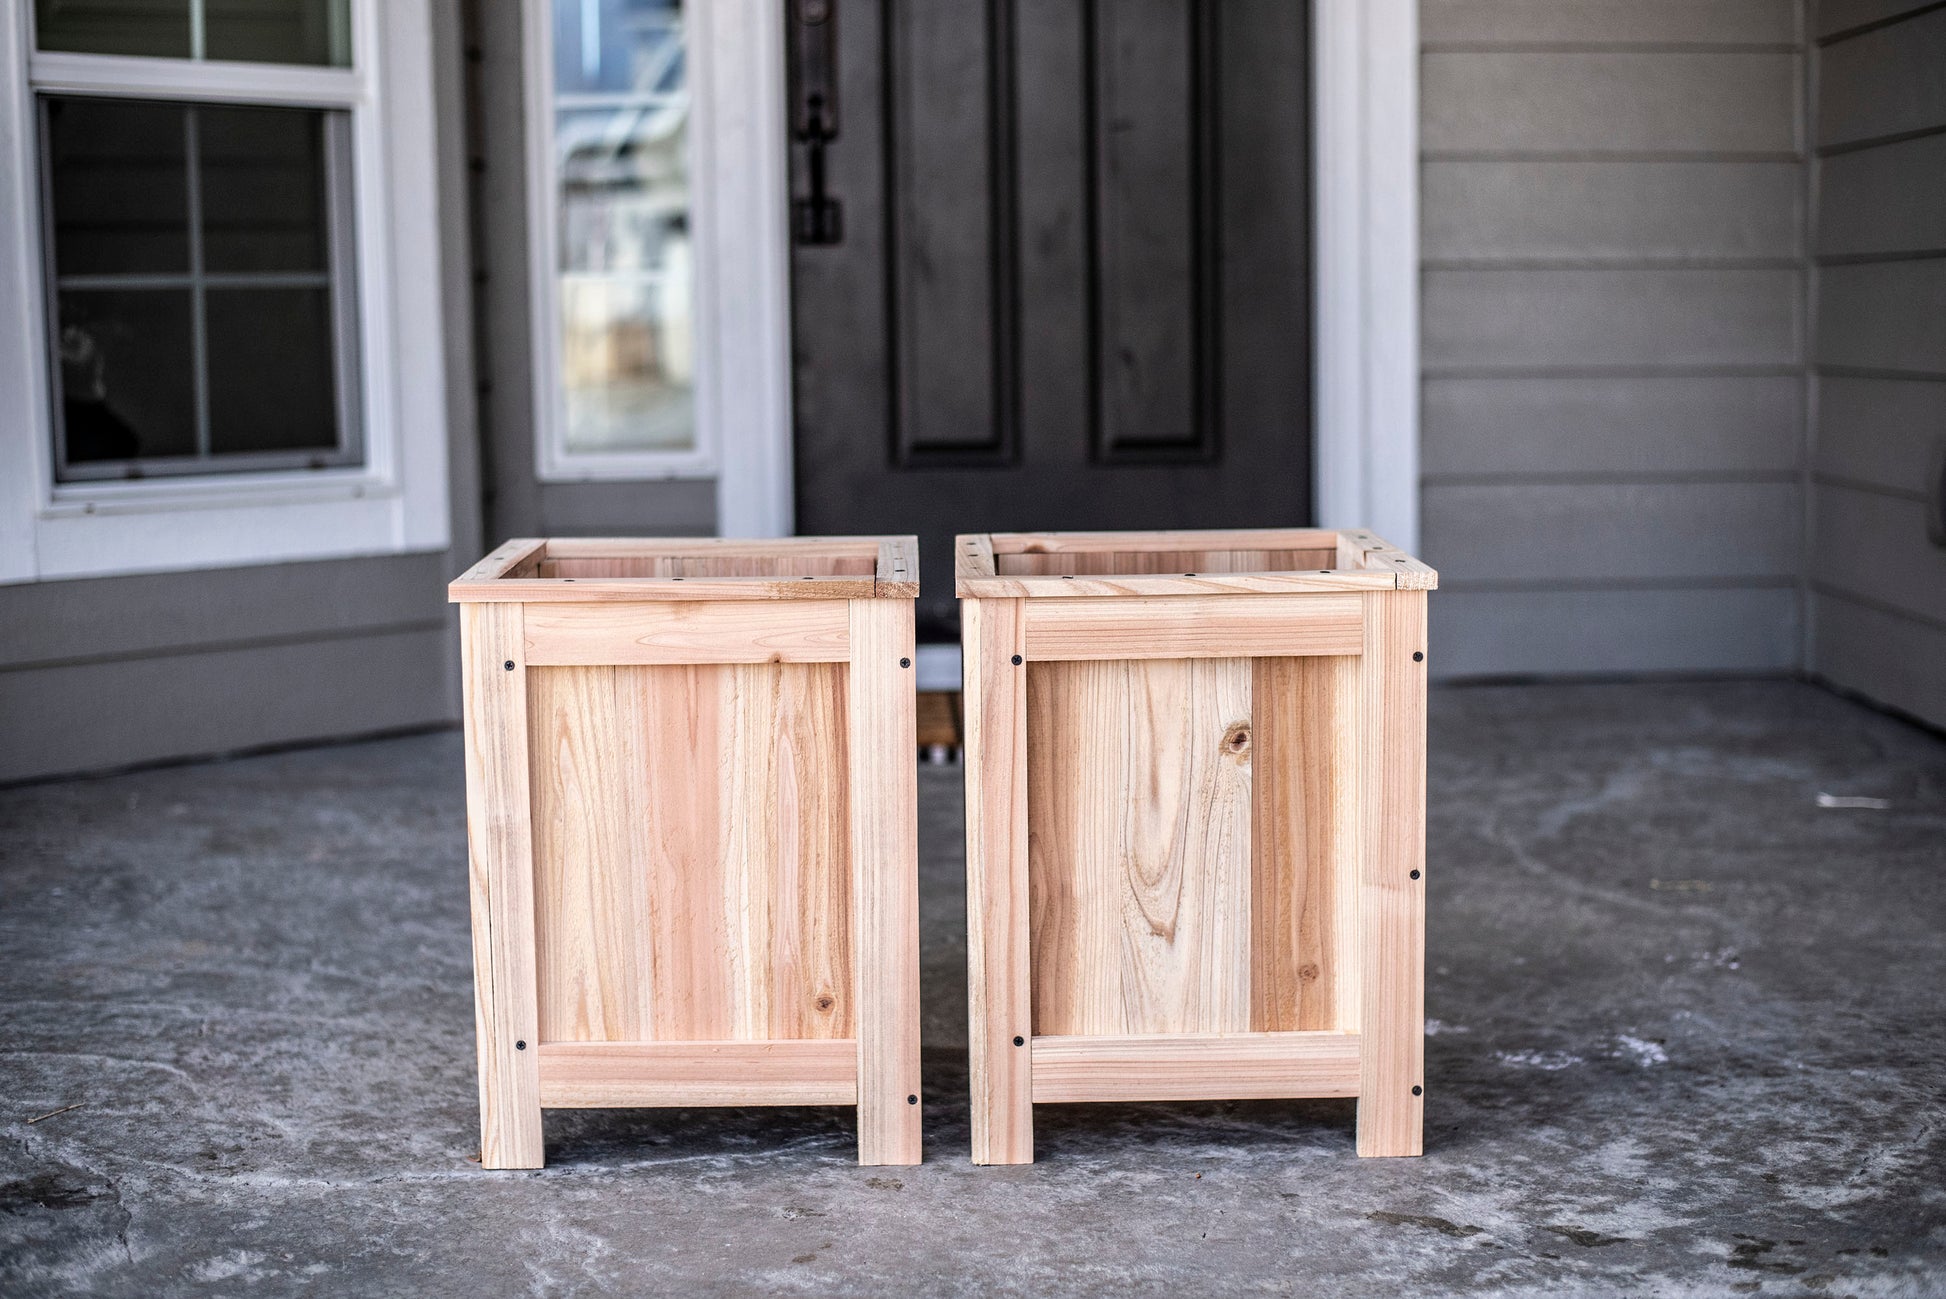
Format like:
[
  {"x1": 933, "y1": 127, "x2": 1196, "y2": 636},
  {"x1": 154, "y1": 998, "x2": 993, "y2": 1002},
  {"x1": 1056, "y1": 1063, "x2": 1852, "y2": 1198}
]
[
  {"x1": 449, "y1": 536, "x2": 923, "y2": 1168},
  {"x1": 956, "y1": 528, "x2": 1437, "y2": 1162}
]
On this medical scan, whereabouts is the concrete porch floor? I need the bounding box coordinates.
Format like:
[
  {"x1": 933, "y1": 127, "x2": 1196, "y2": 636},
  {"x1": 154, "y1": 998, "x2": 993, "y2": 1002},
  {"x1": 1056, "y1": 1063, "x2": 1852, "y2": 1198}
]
[{"x1": 2, "y1": 680, "x2": 1943, "y2": 1296}]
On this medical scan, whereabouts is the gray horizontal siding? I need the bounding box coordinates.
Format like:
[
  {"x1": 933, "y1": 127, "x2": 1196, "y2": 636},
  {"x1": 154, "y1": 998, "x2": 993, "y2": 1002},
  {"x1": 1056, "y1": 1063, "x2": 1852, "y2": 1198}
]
[
  {"x1": 1423, "y1": 161, "x2": 1802, "y2": 263},
  {"x1": 1815, "y1": 261, "x2": 1946, "y2": 373},
  {"x1": 1814, "y1": 376, "x2": 1946, "y2": 496},
  {"x1": 1425, "y1": 0, "x2": 1799, "y2": 45},
  {"x1": 1434, "y1": 587, "x2": 1801, "y2": 677},
  {"x1": 1424, "y1": 482, "x2": 1802, "y2": 583},
  {"x1": 1424, "y1": 375, "x2": 1801, "y2": 477},
  {"x1": 0, "y1": 626, "x2": 454, "y2": 784},
  {"x1": 1807, "y1": 0, "x2": 1946, "y2": 729},
  {"x1": 1811, "y1": 484, "x2": 1946, "y2": 625},
  {"x1": 1418, "y1": 1, "x2": 1806, "y2": 680},
  {"x1": 1422, "y1": 52, "x2": 1800, "y2": 154},
  {"x1": 1816, "y1": 133, "x2": 1946, "y2": 256},
  {"x1": 1815, "y1": 6, "x2": 1946, "y2": 148},
  {"x1": 533, "y1": 480, "x2": 715, "y2": 537},
  {"x1": 1424, "y1": 268, "x2": 1801, "y2": 370},
  {"x1": 1815, "y1": 0, "x2": 1934, "y2": 37},
  {"x1": 1811, "y1": 592, "x2": 1946, "y2": 725}
]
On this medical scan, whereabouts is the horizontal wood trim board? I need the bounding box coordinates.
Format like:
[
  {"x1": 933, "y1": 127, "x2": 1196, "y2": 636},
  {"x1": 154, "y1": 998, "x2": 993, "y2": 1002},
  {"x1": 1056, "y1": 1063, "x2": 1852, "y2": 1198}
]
[
  {"x1": 1030, "y1": 1032, "x2": 1363, "y2": 1102},
  {"x1": 535, "y1": 1040, "x2": 860, "y2": 1108},
  {"x1": 1020, "y1": 596, "x2": 1365, "y2": 661},
  {"x1": 544, "y1": 537, "x2": 886, "y2": 559},
  {"x1": 454, "y1": 576, "x2": 881, "y2": 603},
  {"x1": 962, "y1": 573, "x2": 1399, "y2": 599},
  {"x1": 522, "y1": 601, "x2": 853, "y2": 665},
  {"x1": 992, "y1": 529, "x2": 1345, "y2": 554}
]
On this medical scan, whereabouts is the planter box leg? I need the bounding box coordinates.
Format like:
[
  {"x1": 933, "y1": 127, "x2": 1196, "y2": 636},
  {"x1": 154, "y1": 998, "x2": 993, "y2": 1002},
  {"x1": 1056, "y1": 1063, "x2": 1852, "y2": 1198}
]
[
  {"x1": 964, "y1": 598, "x2": 1033, "y2": 1164},
  {"x1": 850, "y1": 599, "x2": 923, "y2": 1165},
  {"x1": 1356, "y1": 590, "x2": 1428, "y2": 1157},
  {"x1": 460, "y1": 604, "x2": 544, "y2": 1169}
]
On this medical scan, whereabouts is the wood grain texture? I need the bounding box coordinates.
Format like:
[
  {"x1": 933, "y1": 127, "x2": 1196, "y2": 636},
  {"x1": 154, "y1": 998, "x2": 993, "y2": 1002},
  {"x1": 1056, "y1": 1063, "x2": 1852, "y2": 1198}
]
[
  {"x1": 992, "y1": 528, "x2": 1343, "y2": 554},
  {"x1": 960, "y1": 571, "x2": 1398, "y2": 599},
  {"x1": 1251, "y1": 655, "x2": 1357, "y2": 1034},
  {"x1": 522, "y1": 601, "x2": 852, "y2": 665},
  {"x1": 1031, "y1": 1031, "x2": 1361, "y2": 1103},
  {"x1": 536, "y1": 1040, "x2": 859, "y2": 1107},
  {"x1": 994, "y1": 548, "x2": 1335, "y2": 576},
  {"x1": 1356, "y1": 591, "x2": 1428, "y2": 1157},
  {"x1": 451, "y1": 537, "x2": 907, "y2": 603},
  {"x1": 1021, "y1": 594, "x2": 1364, "y2": 660},
  {"x1": 848, "y1": 599, "x2": 923, "y2": 1165},
  {"x1": 527, "y1": 661, "x2": 852, "y2": 1045},
  {"x1": 964, "y1": 597, "x2": 1033, "y2": 1164},
  {"x1": 459, "y1": 602, "x2": 544, "y2": 1169},
  {"x1": 1027, "y1": 657, "x2": 1254, "y2": 1037}
]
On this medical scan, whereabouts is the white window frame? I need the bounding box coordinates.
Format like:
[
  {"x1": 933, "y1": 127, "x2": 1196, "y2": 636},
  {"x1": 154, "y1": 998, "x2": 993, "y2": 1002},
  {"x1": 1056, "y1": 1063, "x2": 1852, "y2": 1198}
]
[
  {"x1": 524, "y1": 0, "x2": 795, "y2": 539},
  {"x1": 0, "y1": 0, "x2": 450, "y2": 584}
]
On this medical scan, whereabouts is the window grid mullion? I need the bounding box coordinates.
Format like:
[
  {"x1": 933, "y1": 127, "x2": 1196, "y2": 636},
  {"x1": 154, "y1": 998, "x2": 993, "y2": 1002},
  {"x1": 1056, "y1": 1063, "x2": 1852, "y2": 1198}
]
[
  {"x1": 185, "y1": 106, "x2": 211, "y2": 461},
  {"x1": 190, "y1": 0, "x2": 208, "y2": 62}
]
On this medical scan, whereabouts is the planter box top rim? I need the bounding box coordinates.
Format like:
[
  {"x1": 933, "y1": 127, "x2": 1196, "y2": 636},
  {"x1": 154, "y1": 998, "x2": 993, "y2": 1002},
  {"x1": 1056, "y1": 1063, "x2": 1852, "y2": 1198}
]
[
  {"x1": 956, "y1": 527, "x2": 1436, "y2": 598},
  {"x1": 450, "y1": 535, "x2": 919, "y2": 603}
]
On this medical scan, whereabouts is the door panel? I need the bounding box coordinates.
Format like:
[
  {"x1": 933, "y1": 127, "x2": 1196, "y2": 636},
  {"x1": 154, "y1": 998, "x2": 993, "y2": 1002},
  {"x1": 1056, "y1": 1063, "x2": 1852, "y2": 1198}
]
[{"x1": 791, "y1": 0, "x2": 1311, "y2": 635}]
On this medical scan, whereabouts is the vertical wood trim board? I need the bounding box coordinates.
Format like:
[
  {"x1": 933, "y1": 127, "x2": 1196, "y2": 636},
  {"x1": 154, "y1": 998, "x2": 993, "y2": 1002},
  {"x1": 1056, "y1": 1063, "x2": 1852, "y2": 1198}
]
[
  {"x1": 460, "y1": 602, "x2": 545, "y2": 1170},
  {"x1": 965, "y1": 596, "x2": 1034, "y2": 1164},
  {"x1": 848, "y1": 598, "x2": 924, "y2": 1165}
]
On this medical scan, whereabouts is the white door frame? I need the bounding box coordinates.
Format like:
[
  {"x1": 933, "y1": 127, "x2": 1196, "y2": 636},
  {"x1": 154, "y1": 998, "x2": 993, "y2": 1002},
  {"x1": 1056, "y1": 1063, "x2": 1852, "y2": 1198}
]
[{"x1": 717, "y1": 0, "x2": 1419, "y2": 551}]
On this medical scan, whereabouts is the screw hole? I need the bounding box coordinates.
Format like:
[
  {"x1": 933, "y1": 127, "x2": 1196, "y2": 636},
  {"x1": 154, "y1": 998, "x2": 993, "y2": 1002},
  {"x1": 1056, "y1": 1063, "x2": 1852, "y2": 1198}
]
[
  {"x1": 1411, "y1": 1085, "x2": 1422, "y2": 1097},
  {"x1": 1011, "y1": 654, "x2": 1023, "y2": 666},
  {"x1": 1013, "y1": 1035, "x2": 1025, "y2": 1047},
  {"x1": 1184, "y1": 572, "x2": 1196, "y2": 578}
]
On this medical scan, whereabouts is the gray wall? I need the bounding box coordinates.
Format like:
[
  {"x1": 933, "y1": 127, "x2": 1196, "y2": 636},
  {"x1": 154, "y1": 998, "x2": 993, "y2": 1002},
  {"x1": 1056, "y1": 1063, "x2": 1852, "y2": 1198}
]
[
  {"x1": 0, "y1": 0, "x2": 484, "y2": 785},
  {"x1": 1806, "y1": 0, "x2": 1946, "y2": 727},
  {"x1": 1419, "y1": 0, "x2": 1808, "y2": 677},
  {"x1": 463, "y1": 0, "x2": 715, "y2": 543}
]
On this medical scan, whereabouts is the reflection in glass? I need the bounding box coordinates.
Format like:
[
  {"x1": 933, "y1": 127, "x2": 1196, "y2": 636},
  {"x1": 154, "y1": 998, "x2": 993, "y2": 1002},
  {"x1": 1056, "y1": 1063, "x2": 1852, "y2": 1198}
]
[
  {"x1": 34, "y1": 0, "x2": 351, "y2": 66},
  {"x1": 57, "y1": 288, "x2": 197, "y2": 463},
  {"x1": 551, "y1": 0, "x2": 694, "y2": 455}
]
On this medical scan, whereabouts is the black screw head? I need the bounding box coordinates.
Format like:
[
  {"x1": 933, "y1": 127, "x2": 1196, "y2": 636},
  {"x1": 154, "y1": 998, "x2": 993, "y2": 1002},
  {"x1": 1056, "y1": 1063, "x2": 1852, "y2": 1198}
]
[
  {"x1": 899, "y1": 657, "x2": 911, "y2": 668},
  {"x1": 503, "y1": 661, "x2": 515, "y2": 671},
  {"x1": 1411, "y1": 1085, "x2": 1422, "y2": 1096},
  {"x1": 1412, "y1": 651, "x2": 1424, "y2": 662},
  {"x1": 1011, "y1": 654, "x2": 1023, "y2": 666},
  {"x1": 907, "y1": 1094, "x2": 918, "y2": 1105},
  {"x1": 1410, "y1": 869, "x2": 1421, "y2": 880},
  {"x1": 1013, "y1": 1035, "x2": 1025, "y2": 1047},
  {"x1": 515, "y1": 1040, "x2": 526, "y2": 1051}
]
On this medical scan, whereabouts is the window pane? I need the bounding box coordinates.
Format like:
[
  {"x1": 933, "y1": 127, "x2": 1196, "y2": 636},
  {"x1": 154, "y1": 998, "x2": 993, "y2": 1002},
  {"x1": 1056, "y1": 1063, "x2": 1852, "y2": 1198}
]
[
  {"x1": 551, "y1": 0, "x2": 694, "y2": 456},
  {"x1": 46, "y1": 97, "x2": 190, "y2": 275},
  {"x1": 206, "y1": 288, "x2": 339, "y2": 454},
  {"x1": 554, "y1": 0, "x2": 684, "y2": 98},
  {"x1": 205, "y1": 0, "x2": 352, "y2": 68},
  {"x1": 199, "y1": 105, "x2": 329, "y2": 273},
  {"x1": 57, "y1": 288, "x2": 197, "y2": 463},
  {"x1": 34, "y1": 0, "x2": 191, "y2": 59}
]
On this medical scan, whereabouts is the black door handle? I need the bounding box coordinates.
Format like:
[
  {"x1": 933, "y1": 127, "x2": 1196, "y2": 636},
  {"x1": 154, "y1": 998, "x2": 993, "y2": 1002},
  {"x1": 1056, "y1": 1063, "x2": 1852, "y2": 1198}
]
[{"x1": 790, "y1": 0, "x2": 843, "y2": 245}]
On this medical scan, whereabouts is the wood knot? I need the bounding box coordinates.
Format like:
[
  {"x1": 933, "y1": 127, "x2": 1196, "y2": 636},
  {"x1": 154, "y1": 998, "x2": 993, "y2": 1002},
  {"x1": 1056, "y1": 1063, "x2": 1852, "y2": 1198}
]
[
  {"x1": 815, "y1": 995, "x2": 835, "y2": 1013},
  {"x1": 1297, "y1": 963, "x2": 1321, "y2": 983},
  {"x1": 1222, "y1": 722, "x2": 1251, "y2": 762}
]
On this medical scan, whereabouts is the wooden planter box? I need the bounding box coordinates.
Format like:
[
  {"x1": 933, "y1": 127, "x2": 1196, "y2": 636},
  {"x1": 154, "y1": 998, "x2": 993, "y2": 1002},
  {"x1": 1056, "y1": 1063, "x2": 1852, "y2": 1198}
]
[
  {"x1": 956, "y1": 528, "x2": 1437, "y2": 1162},
  {"x1": 449, "y1": 536, "x2": 922, "y2": 1168}
]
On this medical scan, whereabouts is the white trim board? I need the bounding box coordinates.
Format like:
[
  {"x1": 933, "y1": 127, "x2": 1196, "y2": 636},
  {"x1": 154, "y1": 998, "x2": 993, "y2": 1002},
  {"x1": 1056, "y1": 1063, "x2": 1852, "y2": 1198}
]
[{"x1": 1313, "y1": 0, "x2": 1420, "y2": 554}]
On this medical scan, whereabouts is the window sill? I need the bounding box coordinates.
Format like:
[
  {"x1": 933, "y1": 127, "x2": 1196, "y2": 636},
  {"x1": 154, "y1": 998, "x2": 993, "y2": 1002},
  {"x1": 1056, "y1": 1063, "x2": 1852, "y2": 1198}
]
[{"x1": 43, "y1": 466, "x2": 399, "y2": 519}]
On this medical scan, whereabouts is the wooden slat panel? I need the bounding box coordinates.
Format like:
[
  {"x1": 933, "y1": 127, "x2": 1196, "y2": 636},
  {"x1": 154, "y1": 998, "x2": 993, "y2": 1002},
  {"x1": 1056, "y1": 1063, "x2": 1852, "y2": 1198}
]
[
  {"x1": 1028, "y1": 657, "x2": 1253, "y2": 1036},
  {"x1": 1030, "y1": 1032, "x2": 1361, "y2": 1103},
  {"x1": 528, "y1": 662, "x2": 852, "y2": 1044},
  {"x1": 538, "y1": 555, "x2": 875, "y2": 579},
  {"x1": 994, "y1": 548, "x2": 1336, "y2": 576},
  {"x1": 1251, "y1": 656, "x2": 1356, "y2": 1034},
  {"x1": 874, "y1": 537, "x2": 920, "y2": 597},
  {"x1": 536, "y1": 1040, "x2": 859, "y2": 1108},
  {"x1": 1022, "y1": 595, "x2": 1365, "y2": 660},
  {"x1": 963, "y1": 572, "x2": 1396, "y2": 599},
  {"x1": 522, "y1": 601, "x2": 851, "y2": 666},
  {"x1": 847, "y1": 599, "x2": 923, "y2": 1165},
  {"x1": 1356, "y1": 592, "x2": 1428, "y2": 1157},
  {"x1": 992, "y1": 528, "x2": 1342, "y2": 554},
  {"x1": 964, "y1": 597, "x2": 1033, "y2": 1164},
  {"x1": 459, "y1": 602, "x2": 543, "y2": 1169},
  {"x1": 541, "y1": 537, "x2": 885, "y2": 559},
  {"x1": 455, "y1": 576, "x2": 881, "y2": 603}
]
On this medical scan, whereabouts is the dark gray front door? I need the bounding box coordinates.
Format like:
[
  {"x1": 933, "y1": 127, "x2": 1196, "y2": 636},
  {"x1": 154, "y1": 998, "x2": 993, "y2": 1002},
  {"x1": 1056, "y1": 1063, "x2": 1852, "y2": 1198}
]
[{"x1": 789, "y1": 1, "x2": 1312, "y2": 635}]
